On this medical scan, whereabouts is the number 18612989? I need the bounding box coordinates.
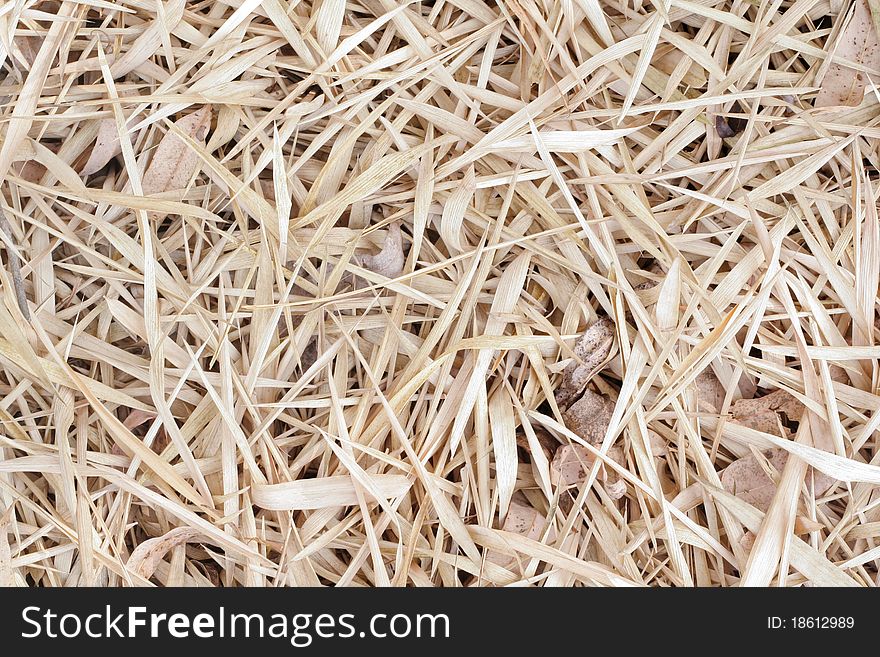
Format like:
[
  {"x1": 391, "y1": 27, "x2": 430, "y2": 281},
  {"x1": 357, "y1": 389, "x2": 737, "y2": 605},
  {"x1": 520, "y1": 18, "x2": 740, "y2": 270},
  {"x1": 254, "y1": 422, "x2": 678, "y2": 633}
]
[{"x1": 768, "y1": 617, "x2": 854, "y2": 630}]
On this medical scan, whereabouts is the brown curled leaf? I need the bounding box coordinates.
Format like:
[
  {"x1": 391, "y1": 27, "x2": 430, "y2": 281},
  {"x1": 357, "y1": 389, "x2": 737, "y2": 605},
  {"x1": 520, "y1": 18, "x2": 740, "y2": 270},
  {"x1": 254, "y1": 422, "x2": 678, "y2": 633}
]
[
  {"x1": 551, "y1": 444, "x2": 596, "y2": 487},
  {"x1": 555, "y1": 317, "x2": 615, "y2": 409},
  {"x1": 123, "y1": 409, "x2": 157, "y2": 431},
  {"x1": 126, "y1": 527, "x2": 204, "y2": 579},
  {"x1": 122, "y1": 409, "x2": 170, "y2": 454},
  {"x1": 730, "y1": 388, "x2": 805, "y2": 436},
  {"x1": 721, "y1": 448, "x2": 835, "y2": 513},
  {"x1": 361, "y1": 222, "x2": 404, "y2": 278},
  {"x1": 696, "y1": 370, "x2": 726, "y2": 413},
  {"x1": 562, "y1": 389, "x2": 615, "y2": 444},
  {"x1": 16, "y1": 140, "x2": 61, "y2": 183},
  {"x1": 715, "y1": 115, "x2": 737, "y2": 138},
  {"x1": 81, "y1": 119, "x2": 127, "y2": 176},
  {"x1": 500, "y1": 498, "x2": 547, "y2": 540},
  {"x1": 516, "y1": 428, "x2": 558, "y2": 459},
  {"x1": 483, "y1": 496, "x2": 556, "y2": 575},
  {"x1": 142, "y1": 106, "x2": 212, "y2": 198},
  {"x1": 550, "y1": 443, "x2": 627, "y2": 499},
  {"x1": 300, "y1": 337, "x2": 318, "y2": 372},
  {"x1": 15, "y1": 36, "x2": 42, "y2": 69}
]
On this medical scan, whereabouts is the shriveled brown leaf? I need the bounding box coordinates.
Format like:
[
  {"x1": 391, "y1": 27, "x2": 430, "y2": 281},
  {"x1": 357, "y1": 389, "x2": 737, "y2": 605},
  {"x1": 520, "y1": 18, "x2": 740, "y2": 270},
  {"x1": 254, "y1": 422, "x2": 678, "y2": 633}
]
[
  {"x1": 361, "y1": 222, "x2": 404, "y2": 278},
  {"x1": 123, "y1": 409, "x2": 157, "y2": 431},
  {"x1": 551, "y1": 443, "x2": 626, "y2": 499},
  {"x1": 516, "y1": 428, "x2": 558, "y2": 458},
  {"x1": 555, "y1": 317, "x2": 615, "y2": 409},
  {"x1": 142, "y1": 106, "x2": 213, "y2": 197},
  {"x1": 81, "y1": 119, "x2": 127, "y2": 176},
  {"x1": 551, "y1": 444, "x2": 596, "y2": 487},
  {"x1": 483, "y1": 496, "x2": 557, "y2": 576},
  {"x1": 500, "y1": 498, "x2": 547, "y2": 540},
  {"x1": 15, "y1": 36, "x2": 42, "y2": 69},
  {"x1": 562, "y1": 389, "x2": 615, "y2": 444},
  {"x1": 122, "y1": 410, "x2": 170, "y2": 454},
  {"x1": 721, "y1": 448, "x2": 835, "y2": 513},
  {"x1": 126, "y1": 527, "x2": 204, "y2": 580},
  {"x1": 730, "y1": 388, "x2": 805, "y2": 435},
  {"x1": 721, "y1": 448, "x2": 790, "y2": 512},
  {"x1": 696, "y1": 370, "x2": 726, "y2": 413}
]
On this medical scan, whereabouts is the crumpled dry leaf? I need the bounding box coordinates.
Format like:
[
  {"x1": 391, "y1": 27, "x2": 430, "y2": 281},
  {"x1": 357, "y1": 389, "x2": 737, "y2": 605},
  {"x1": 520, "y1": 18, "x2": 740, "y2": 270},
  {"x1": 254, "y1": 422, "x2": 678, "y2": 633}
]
[
  {"x1": 550, "y1": 443, "x2": 627, "y2": 500},
  {"x1": 500, "y1": 498, "x2": 547, "y2": 540},
  {"x1": 123, "y1": 409, "x2": 157, "y2": 431},
  {"x1": 730, "y1": 388, "x2": 804, "y2": 436},
  {"x1": 562, "y1": 388, "x2": 615, "y2": 444},
  {"x1": 121, "y1": 409, "x2": 170, "y2": 454},
  {"x1": 721, "y1": 448, "x2": 789, "y2": 512},
  {"x1": 555, "y1": 317, "x2": 615, "y2": 409},
  {"x1": 17, "y1": 141, "x2": 60, "y2": 183},
  {"x1": 483, "y1": 496, "x2": 557, "y2": 575},
  {"x1": 721, "y1": 447, "x2": 835, "y2": 513},
  {"x1": 126, "y1": 526, "x2": 204, "y2": 579},
  {"x1": 81, "y1": 118, "x2": 130, "y2": 176},
  {"x1": 142, "y1": 106, "x2": 212, "y2": 197},
  {"x1": 816, "y1": 0, "x2": 880, "y2": 107},
  {"x1": 516, "y1": 428, "x2": 558, "y2": 458},
  {"x1": 696, "y1": 370, "x2": 726, "y2": 413},
  {"x1": 300, "y1": 337, "x2": 319, "y2": 372},
  {"x1": 696, "y1": 368, "x2": 758, "y2": 413},
  {"x1": 360, "y1": 222, "x2": 404, "y2": 278}
]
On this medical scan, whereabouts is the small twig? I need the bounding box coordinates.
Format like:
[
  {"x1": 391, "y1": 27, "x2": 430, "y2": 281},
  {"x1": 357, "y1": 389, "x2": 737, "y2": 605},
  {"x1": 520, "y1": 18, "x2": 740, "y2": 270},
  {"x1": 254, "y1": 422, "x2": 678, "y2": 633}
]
[{"x1": 0, "y1": 204, "x2": 30, "y2": 320}]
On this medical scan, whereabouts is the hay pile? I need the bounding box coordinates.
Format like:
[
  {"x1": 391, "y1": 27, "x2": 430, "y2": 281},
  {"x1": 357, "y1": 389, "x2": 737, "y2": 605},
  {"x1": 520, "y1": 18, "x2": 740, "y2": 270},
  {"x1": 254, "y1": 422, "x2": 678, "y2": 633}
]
[{"x1": 1, "y1": 0, "x2": 880, "y2": 587}]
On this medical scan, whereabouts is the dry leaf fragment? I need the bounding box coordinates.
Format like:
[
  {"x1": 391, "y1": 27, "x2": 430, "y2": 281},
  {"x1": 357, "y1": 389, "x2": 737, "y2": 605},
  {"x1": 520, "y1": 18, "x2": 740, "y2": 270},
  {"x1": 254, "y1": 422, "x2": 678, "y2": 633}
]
[
  {"x1": 816, "y1": 0, "x2": 880, "y2": 107},
  {"x1": 124, "y1": 409, "x2": 156, "y2": 431},
  {"x1": 562, "y1": 389, "x2": 615, "y2": 444},
  {"x1": 696, "y1": 368, "x2": 757, "y2": 413},
  {"x1": 730, "y1": 389, "x2": 805, "y2": 435},
  {"x1": 141, "y1": 106, "x2": 212, "y2": 197},
  {"x1": 126, "y1": 527, "x2": 204, "y2": 580},
  {"x1": 696, "y1": 370, "x2": 726, "y2": 413},
  {"x1": 299, "y1": 337, "x2": 319, "y2": 372},
  {"x1": 121, "y1": 409, "x2": 170, "y2": 454},
  {"x1": 81, "y1": 119, "x2": 129, "y2": 176},
  {"x1": 501, "y1": 498, "x2": 547, "y2": 540},
  {"x1": 721, "y1": 448, "x2": 789, "y2": 512},
  {"x1": 550, "y1": 443, "x2": 627, "y2": 499},
  {"x1": 721, "y1": 448, "x2": 835, "y2": 513},
  {"x1": 555, "y1": 317, "x2": 615, "y2": 409},
  {"x1": 551, "y1": 444, "x2": 596, "y2": 487},
  {"x1": 516, "y1": 428, "x2": 558, "y2": 458},
  {"x1": 360, "y1": 222, "x2": 404, "y2": 278},
  {"x1": 484, "y1": 496, "x2": 556, "y2": 574},
  {"x1": 17, "y1": 141, "x2": 60, "y2": 183}
]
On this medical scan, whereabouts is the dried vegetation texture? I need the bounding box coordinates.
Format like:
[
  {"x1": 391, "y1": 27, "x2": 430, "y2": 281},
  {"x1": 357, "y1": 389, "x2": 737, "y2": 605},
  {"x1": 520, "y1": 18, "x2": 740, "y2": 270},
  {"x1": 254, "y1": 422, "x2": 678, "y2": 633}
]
[{"x1": 3, "y1": 0, "x2": 880, "y2": 587}]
